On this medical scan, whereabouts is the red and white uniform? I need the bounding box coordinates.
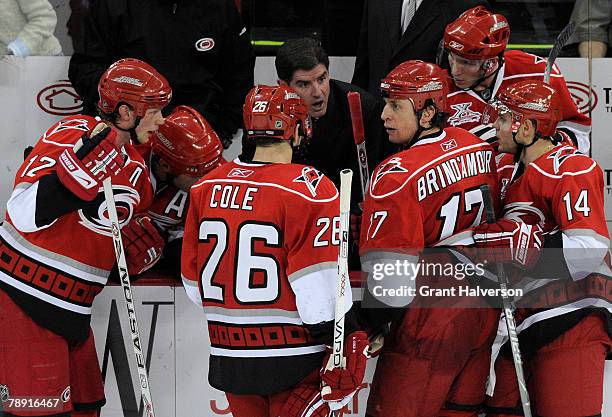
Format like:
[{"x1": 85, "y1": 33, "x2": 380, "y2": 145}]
[
  {"x1": 360, "y1": 128, "x2": 500, "y2": 417},
  {"x1": 0, "y1": 115, "x2": 153, "y2": 416},
  {"x1": 1, "y1": 115, "x2": 153, "y2": 341},
  {"x1": 446, "y1": 50, "x2": 591, "y2": 153},
  {"x1": 486, "y1": 145, "x2": 612, "y2": 416},
  {"x1": 181, "y1": 159, "x2": 350, "y2": 395}
]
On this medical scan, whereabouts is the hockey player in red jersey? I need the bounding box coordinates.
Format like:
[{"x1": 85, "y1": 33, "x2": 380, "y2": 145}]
[
  {"x1": 0, "y1": 58, "x2": 171, "y2": 417},
  {"x1": 181, "y1": 85, "x2": 369, "y2": 417},
  {"x1": 474, "y1": 80, "x2": 612, "y2": 417},
  {"x1": 442, "y1": 6, "x2": 591, "y2": 153},
  {"x1": 360, "y1": 60, "x2": 502, "y2": 417},
  {"x1": 125, "y1": 105, "x2": 225, "y2": 278}
]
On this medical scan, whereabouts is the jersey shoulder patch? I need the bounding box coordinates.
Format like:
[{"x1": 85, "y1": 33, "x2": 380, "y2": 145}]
[
  {"x1": 533, "y1": 145, "x2": 597, "y2": 177},
  {"x1": 42, "y1": 115, "x2": 97, "y2": 146},
  {"x1": 369, "y1": 153, "x2": 413, "y2": 198}
]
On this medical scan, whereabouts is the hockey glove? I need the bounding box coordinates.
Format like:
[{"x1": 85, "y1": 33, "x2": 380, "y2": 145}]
[
  {"x1": 122, "y1": 216, "x2": 165, "y2": 275},
  {"x1": 320, "y1": 331, "x2": 369, "y2": 409},
  {"x1": 56, "y1": 123, "x2": 124, "y2": 201},
  {"x1": 473, "y1": 218, "x2": 543, "y2": 270},
  {"x1": 350, "y1": 203, "x2": 363, "y2": 246}
]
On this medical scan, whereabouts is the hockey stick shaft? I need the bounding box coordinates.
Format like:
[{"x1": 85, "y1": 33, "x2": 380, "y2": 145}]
[
  {"x1": 480, "y1": 184, "x2": 532, "y2": 417},
  {"x1": 331, "y1": 169, "x2": 353, "y2": 370},
  {"x1": 347, "y1": 92, "x2": 369, "y2": 200},
  {"x1": 544, "y1": 20, "x2": 576, "y2": 83},
  {"x1": 103, "y1": 178, "x2": 156, "y2": 417}
]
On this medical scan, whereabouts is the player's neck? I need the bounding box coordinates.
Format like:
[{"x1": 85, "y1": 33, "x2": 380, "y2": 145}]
[
  {"x1": 253, "y1": 143, "x2": 293, "y2": 164},
  {"x1": 520, "y1": 139, "x2": 555, "y2": 165}
]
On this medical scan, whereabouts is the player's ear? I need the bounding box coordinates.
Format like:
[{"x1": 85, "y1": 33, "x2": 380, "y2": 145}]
[
  {"x1": 420, "y1": 104, "x2": 437, "y2": 127},
  {"x1": 117, "y1": 104, "x2": 131, "y2": 122}
]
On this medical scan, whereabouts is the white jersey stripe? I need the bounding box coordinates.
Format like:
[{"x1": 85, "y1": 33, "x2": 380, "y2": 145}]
[{"x1": 210, "y1": 344, "x2": 325, "y2": 358}]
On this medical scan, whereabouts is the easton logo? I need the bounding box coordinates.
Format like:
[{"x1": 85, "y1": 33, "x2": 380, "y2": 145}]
[
  {"x1": 37, "y1": 81, "x2": 83, "y2": 116},
  {"x1": 195, "y1": 37, "x2": 215, "y2": 52}
]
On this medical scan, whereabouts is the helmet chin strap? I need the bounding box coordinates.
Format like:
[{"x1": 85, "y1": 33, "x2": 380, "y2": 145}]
[
  {"x1": 512, "y1": 131, "x2": 541, "y2": 162},
  {"x1": 456, "y1": 55, "x2": 504, "y2": 100}
]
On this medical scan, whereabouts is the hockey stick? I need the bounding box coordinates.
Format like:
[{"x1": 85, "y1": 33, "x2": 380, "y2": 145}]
[
  {"x1": 347, "y1": 92, "x2": 369, "y2": 200},
  {"x1": 103, "y1": 177, "x2": 156, "y2": 417},
  {"x1": 480, "y1": 184, "x2": 532, "y2": 417},
  {"x1": 544, "y1": 20, "x2": 576, "y2": 83},
  {"x1": 322, "y1": 169, "x2": 353, "y2": 414}
]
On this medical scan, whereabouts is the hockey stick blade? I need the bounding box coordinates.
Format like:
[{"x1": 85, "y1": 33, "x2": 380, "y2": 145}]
[
  {"x1": 544, "y1": 20, "x2": 576, "y2": 83},
  {"x1": 103, "y1": 178, "x2": 156, "y2": 417},
  {"x1": 347, "y1": 92, "x2": 369, "y2": 199},
  {"x1": 479, "y1": 184, "x2": 532, "y2": 417}
]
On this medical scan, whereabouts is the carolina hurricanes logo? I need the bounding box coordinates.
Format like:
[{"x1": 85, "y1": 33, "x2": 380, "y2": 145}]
[
  {"x1": 293, "y1": 167, "x2": 323, "y2": 197},
  {"x1": 447, "y1": 103, "x2": 482, "y2": 126},
  {"x1": 503, "y1": 202, "x2": 546, "y2": 225},
  {"x1": 195, "y1": 37, "x2": 215, "y2": 52},
  {"x1": 372, "y1": 157, "x2": 409, "y2": 188},
  {"x1": 60, "y1": 386, "x2": 71, "y2": 403},
  {"x1": 547, "y1": 145, "x2": 583, "y2": 174},
  {"x1": 78, "y1": 186, "x2": 140, "y2": 236},
  {"x1": 47, "y1": 118, "x2": 91, "y2": 137}
]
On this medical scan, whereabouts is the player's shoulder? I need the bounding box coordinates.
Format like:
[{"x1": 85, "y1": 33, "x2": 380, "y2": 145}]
[
  {"x1": 369, "y1": 151, "x2": 415, "y2": 198},
  {"x1": 531, "y1": 145, "x2": 599, "y2": 178},
  {"x1": 193, "y1": 159, "x2": 338, "y2": 202},
  {"x1": 40, "y1": 115, "x2": 98, "y2": 145},
  {"x1": 503, "y1": 50, "x2": 560, "y2": 78}
]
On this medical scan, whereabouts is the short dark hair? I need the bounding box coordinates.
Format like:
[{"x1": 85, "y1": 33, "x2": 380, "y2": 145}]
[{"x1": 275, "y1": 38, "x2": 329, "y2": 83}]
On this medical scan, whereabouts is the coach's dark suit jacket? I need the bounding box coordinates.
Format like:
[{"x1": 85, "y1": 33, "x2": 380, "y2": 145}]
[{"x1": 352, "y1": 0, "x2": 490, "y2": 97}]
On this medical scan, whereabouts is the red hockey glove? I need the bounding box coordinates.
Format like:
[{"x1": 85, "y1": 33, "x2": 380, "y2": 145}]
[
  {"x1": 320, "y1": 331, "x2": 369, "y2": 408},
  {"x1": 473, "y1": 218, "x2": 543, "y2": 270},
  {"x1": 56, "y1": 123, "x2": 123, "y2": 201},
  {"x1": 122, "y1": 216, "x2": 165, "y2": 275},
  {"x1": 279, "y1": 383, "x2": 332, "y2": 417},
  {"x1": 350, "y1": 202, "x2": 363, "y2": 246}
]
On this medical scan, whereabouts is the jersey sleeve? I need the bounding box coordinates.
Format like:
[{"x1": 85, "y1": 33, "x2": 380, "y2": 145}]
[
  {"x1": 6, "y1": 118, "x2": 96, "y2": 232},
  {"x1": 284, "y1": 176, "x2": 350, "y2": 326},
  {"x1": 181, "y1": 187, "x2": 203, "y2": 306},
  {"x1": 551, "y1": 156, "x2": 610, "y2": 280},
  {"x1": 359, "y1": 159, "x2": 423, "y2": 308}
]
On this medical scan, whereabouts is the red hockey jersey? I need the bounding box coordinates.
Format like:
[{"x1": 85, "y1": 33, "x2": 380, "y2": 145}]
[
  {"x1": 0, "y1": 115, "x2": 154, "y2": 341},
  {"x1": 500, "y1": 145, "x2": 611, "y2": 327},
  {"x1": 181, "y1": 159, "x2": 349, "y2": 394},
  {"x1": 361, "y1": 127, "x2": 499, "y2": 252},
  {"x1": 446, "y1": 50, "x2": 591, "y2": 154}
]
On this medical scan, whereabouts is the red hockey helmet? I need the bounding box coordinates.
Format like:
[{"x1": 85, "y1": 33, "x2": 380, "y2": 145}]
[
  {"x1": 150, "y1": 105, "x2": 223, "y2": 176},
  {"x1": 243, "y1": 85, "x2": 310, "y2": 141},
  {"x1": 481, "y1": 80, "x2": 562, "y2": 136},
  {"x1": 98, "y1": 58, "x2": 172, "y2": 117},
  {"x1": 444, "y1": 6, "x2": 510, "y2": 60},
  {"x1": 380, "y1": 60, "x2": 449, "y2": 112}
]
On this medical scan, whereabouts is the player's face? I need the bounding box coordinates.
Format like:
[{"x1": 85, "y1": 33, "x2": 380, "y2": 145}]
[
  {"x1": 172, "y1": 173, "x2": 200, "y2": 191},
  {"x1": 381, "y1": 98, "x2": 417, "y2": 144},
  {"x1": 287, "y1": 64, "x2": 330, "y2": 119},
  {"x1": 135, "y1": 108, "x2": 166, "y2": 143},
  {"x1": 493, "y1": 112, "x2": 519, "y2": 153},
  {"x1": 448, "y1": 53, "x2": 486, "y2": 89}
]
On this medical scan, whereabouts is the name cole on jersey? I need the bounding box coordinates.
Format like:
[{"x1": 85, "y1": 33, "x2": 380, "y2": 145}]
[{"x1": 182, "y1": 158, "x2": 345, "y2": 394}]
